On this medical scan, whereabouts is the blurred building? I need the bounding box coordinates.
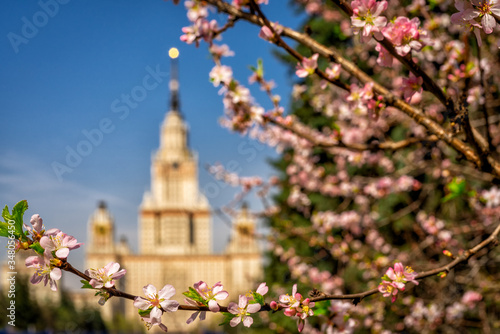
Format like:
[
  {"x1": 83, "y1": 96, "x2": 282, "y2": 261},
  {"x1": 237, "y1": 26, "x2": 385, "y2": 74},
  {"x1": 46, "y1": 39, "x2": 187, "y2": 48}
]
[{"x1": 84, "y1": 54, "x2": 262, "y2": 332}]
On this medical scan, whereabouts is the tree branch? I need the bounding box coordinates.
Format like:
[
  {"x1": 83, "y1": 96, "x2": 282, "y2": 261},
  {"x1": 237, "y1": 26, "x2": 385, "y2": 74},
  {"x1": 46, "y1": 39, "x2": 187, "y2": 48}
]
[
  {"x1": 203, "y1": 0, "x2": 500, "y2": 178},
  {"x1": 308, "y1": 221, "x2": 500, "y2": 304}
]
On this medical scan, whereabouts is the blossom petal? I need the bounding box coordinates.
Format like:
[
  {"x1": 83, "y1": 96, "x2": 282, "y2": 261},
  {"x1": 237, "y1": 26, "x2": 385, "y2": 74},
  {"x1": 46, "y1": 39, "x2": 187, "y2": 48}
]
[
  {"x1": 55, "y1": 248, "x2": 70, "y2": 259},
  {"x1": 491, "y1": 7, "x2": 500, "y2": 16},
  {"x1": 31, "y1": 273, "x2": 43, "y2": 284},
  {"x1": 39, "y1": 236, "x2": 52, "y2": 250},
  {"x1": 229, "y1": 316, "x2": 241, "y2": 327},
  {"x1": 50, "y1": 268, "x2": 62, "y2": 281},
  {"x1": 105, "y1": 262, "x2": 120, "y2": 275},
  {"x1": 160, "y1": 300, "x2": 180, "y2": 313},
  {"x1": 242, "y1": 315, "x2": 254, "y2": 327},
  {"x1": 238, "y1": 295, "x2": 248, "y2": 308},
  {"x1": 158, "y1": 284, "x2": 176, "y2": 300},
  {"x1": 256, "y1": 282, "x2": 268, "y2": 295},
  {"x1": 25, "y1": 256, "x2": 40, "y2": 267},
  {"x1": 112, "y1": 269, "x2": 127, "y2": 280},
  {"x1": 208, "y1": 299, "x2": 220, "y2": 312},
  {"x1": 49, "y1": 279, "x2": 58, "y2": 291},
  {"x1": 227, "y1": 302, "x2": 239, "y2": 315},
  {"x1": 45, "y1": 228, "x2": 60, "y2": 235},
  {"x1": 247, "y1": 303, "x2": 261, "y2": 313},
  {"x1": 143, "y1": 284, "x2": 157, "y2": 296},
  {"x1": 150, "y1": 306, "x2": 162, "y2": 321},
  {"x1": 214, "y1": 291, "x2": 229, "y2": 300},
  {"x1": 158, "y1": 323, "x2": 168, "y2": 332},
  {"x1": 133, "y1": 297, "x2": 151, "y2": 310},
  {"x1": 482, "y1": 14, "x2": 495, "y2": 34},
  {"x1": 186, "y1": 311, "x2": 199, "y2": 324}
]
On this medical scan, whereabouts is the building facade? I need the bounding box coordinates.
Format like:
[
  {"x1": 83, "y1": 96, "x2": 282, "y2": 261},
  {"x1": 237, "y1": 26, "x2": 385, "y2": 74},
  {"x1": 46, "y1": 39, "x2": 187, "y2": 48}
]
[{"x1": 85, "y1": 57, "x2": 262, "y2": 332}]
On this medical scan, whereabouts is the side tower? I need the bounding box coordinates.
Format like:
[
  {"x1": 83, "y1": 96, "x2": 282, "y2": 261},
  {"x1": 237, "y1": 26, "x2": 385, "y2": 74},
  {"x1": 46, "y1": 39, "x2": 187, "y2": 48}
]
[
  {"x1": 87, "y1": 201, "x2": 116, "y2": 257},
  {"x1": 225, "y1": 203, "x2": 260, "y2": 254},
  {"x1": 226, "y1": 203, "x2": 263, "y2": 293},
  {"x1": 139, "y1": 49, "x2": 211, "y2": 255},
  {"x1": 86, "y1": 201, "x2": 126, "y2": 320}
]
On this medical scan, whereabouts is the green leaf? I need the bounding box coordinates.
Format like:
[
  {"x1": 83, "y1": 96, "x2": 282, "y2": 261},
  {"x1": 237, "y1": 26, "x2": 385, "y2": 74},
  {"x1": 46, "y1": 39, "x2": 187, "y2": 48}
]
[
  {"x1": 0, "y1": 221, "x2": 10, "y2": 238},
  {"x1": 81, "y1": 280, "x2": 94, "y2": 289},
  {"x1": 2, "y1": 205, "x2": 9, "y2": 222},
  {"x1": 252, "y1": 292, "x2": 265, "y2": 305},
  {"x1": 182, "y1": 288, "x2": 206, "y2": 305},
  {"x1": 218, "y1": 312, "x2": 236, "y2": 326},
  {"x1": 312, "y1": 301, "x2": 329, "y2": 316},
  {"x1": 2, "y1": 200, "x2": 28, "y2": 240},
  {"x1": 248, "y1": 59, "x2": 264, "y2": 78},
  {"x1": 138, "y1": 308, "x2": 152, "y2": 317},
  {"x1": 442, "y1": 177, "x2": 466, "y2": 203},
  {"x1": 12, "y1": 200, "x2": 28, "y2": 234},
  {"x1": 29, "y1": 242, "x2": 45, "y2": 255}
]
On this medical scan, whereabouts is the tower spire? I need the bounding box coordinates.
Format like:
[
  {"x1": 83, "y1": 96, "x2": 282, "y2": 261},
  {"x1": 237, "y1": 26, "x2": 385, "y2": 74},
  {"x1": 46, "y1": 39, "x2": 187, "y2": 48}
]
[{"x1": 168, "y1": 47, "x2": 180, "y2": 113}]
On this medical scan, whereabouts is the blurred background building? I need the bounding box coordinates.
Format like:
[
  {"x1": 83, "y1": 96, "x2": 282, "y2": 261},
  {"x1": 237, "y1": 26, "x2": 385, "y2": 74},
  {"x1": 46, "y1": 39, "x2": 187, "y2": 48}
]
[
  {"x1": 83, "y1": 52, "x2": 263, "y2": 332},
  {"x1": 1, "y1": 51, "x2": 263, "y2": 333}
]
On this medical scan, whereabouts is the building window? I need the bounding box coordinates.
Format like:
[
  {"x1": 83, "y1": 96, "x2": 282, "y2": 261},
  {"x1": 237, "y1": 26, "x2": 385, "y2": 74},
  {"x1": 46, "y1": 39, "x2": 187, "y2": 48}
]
[
  {"x1": 155, "y1": 213, "x2": 161, "y2": 245},
  {"x1": 189, "y1": 213, "x2": 194, "y2": 245}
]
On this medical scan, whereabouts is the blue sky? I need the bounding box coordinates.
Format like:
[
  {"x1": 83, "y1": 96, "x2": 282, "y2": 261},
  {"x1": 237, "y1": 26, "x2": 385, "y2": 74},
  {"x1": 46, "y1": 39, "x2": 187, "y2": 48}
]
[{"x1": 0, "y1": 1, "x2": 304, "y2": 286}]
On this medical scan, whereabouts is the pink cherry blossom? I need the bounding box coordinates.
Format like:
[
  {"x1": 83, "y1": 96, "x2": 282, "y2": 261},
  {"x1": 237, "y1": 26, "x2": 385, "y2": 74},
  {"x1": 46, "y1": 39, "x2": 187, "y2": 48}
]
[
  {"x1": 259, "y1": 26, "x2": 275, "y2": 41},
  {"x1": 378, "y1": 280, "x2": 399, "y2": 302},
  {"x1": 325, "y1": 63, "x2": 341, "y2": 80},
  {"x1": 185, "y1": 0, "x2": 208, "y2": 22},
  {"x1": 258, "y1": 22, "x2": 283, "y2": 42},
  {"x1": 180, "y1": 18, "x2": 218, "y2": 47},
  {"x1": 193, "y1": 280, "x2": 229, "y2": 312},
  {"x1": 461, "y1": 291, "x2": 483, "y2": 308},
  {"x1": 385, "y1": 262, "x2": 419, "y2": 289},
  {"x1": 279, "y1": 284, "x2": 315, "y2": 332},
  {"x1": 351, "y1": 0, "x2": 388, "y2": 42},
  {"x1": 296, "y1": 54, "x2": 319, "y2": 78},
  {"x1": 23, "y1": 214, "x2": 45, "y2": 238},
  {"x1": 209, "y1": 44, "x2": 235, "y2": 59},
  {"x1": 25, "y1": 255, "x2": 62, "y2": 291},
  {"x1": 465, "y1": 0, "x2": 500, "y2": 34},
  {"x1": 402, "y1": 73, "x2": 423, "y2": 102},
  {"x1": 379, "y1": 263, "x2": 418, "y2": 302},
  {"x1": 209, "y1": 65, "x2": 233, "y2": 87},
  {"x1": 40, "y1": 229, "x2": 82, "y2": 259},
  {"x1": 482, "y1": 186, "x2": 500, "y2": 207},
  {"x1": 29, "y1": 214, "x2": 43, "y2": 232},
  {"x1": 85, "y1": 262, "x2": 127, "y2": 289},
  {"x1": 133, "y1": 284, "x2": 179, "y2": 329},
  {"x1": 256, "y1": 282, "x2": 269, "y2": 295},
  {"x1": 382, "y1": 17, "x2": 424, "y2": 56},
  {"x1": 375, "y1": 43, "x2": 393, "y2": 67},
  {"x1": 450, "y1": 1, "x2": 484, "y2": 45},
  {"x1": 321, "y1": 63, "x2": 341, "y2": 89},
  {"x1": 227, "y1": 294, "x2": 261, "y2": 327}
]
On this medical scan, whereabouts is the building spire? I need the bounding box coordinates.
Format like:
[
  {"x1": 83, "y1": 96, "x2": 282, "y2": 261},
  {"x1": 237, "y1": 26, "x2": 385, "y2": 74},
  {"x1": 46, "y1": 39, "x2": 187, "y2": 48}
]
[
  {"x1": 158, "y1": 48, "x2": 190, "y2": 160},
  {"x1": 168, "y1": 47, "x2": 180, "y2": 114}
]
